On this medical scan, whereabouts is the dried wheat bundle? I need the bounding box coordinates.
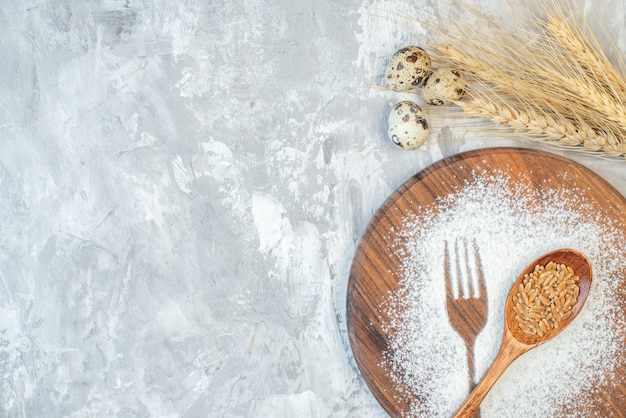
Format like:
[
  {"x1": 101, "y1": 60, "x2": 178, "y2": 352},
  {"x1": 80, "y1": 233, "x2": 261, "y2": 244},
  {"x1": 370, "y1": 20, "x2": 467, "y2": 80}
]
[{"x1": 427, "y1": 0, "x2": 626, "y2": 159}]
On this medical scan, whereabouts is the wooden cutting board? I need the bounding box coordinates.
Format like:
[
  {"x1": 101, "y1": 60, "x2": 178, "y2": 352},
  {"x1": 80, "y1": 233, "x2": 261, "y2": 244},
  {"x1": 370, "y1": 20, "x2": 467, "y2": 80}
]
[{"x1": 346, "y1": 147, "x2": 626, "y2": 416}]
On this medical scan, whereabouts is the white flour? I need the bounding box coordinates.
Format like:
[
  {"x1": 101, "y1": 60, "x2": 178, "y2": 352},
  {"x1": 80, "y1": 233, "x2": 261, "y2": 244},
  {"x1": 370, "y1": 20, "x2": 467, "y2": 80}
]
[{"x1": 383, "y1": 170, "x2": 626, "y2": 417}]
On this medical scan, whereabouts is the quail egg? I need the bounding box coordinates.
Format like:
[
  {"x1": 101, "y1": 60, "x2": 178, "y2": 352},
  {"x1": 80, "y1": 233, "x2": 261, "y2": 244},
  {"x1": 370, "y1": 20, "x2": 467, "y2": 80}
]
[
  {"x1": 385, "y1": 46, "x2": 431, "y2": 91},
  {"x1": 421, "y1": 68, "x2": 467, "y2": 105},
  {"x1": 387, "y1": 101, "x2": 429, "y2": 150}
]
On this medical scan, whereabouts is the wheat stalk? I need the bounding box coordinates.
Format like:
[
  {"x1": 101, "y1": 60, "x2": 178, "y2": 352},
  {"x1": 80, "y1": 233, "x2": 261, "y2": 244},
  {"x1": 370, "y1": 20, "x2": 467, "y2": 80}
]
[
  {"x1": 424, "y1": 0, "x2": 626, "y2": 159},
  {"x1": 539, "y1": 0, "x2": 626, "y2": 95},
  {"x1": 457, "y1": 96, "x2": 626, "y2": 157}
]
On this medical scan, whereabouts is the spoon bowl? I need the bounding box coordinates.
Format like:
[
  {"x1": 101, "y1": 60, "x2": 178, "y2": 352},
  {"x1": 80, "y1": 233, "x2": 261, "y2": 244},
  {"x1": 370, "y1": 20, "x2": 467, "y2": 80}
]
[
  {"x1": 505, "y1": 249, "x2": 593, "y2": 347},
  {"x1": 452, "y1": 248, "x2": 593, "y2": 417}
]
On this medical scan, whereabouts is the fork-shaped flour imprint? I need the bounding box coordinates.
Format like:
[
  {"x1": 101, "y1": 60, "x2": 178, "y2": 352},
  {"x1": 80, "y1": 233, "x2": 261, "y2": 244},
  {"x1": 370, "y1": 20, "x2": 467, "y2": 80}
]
[{"x1": 444, "y1": 238, "x2": 488, "y2": 417}]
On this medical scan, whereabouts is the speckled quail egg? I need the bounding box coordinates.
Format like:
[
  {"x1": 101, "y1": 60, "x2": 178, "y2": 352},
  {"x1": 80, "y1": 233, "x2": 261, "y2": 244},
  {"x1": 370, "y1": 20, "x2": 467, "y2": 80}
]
[
  {"x1": 421, "y1": 68, "x2": 467, "y2": 105},
  {"x1": 387, "y1": 101, "x2": 429, "y2": 150},
  {"x1": 385, "y1": 46, "x2": 431, "y2": 91}
]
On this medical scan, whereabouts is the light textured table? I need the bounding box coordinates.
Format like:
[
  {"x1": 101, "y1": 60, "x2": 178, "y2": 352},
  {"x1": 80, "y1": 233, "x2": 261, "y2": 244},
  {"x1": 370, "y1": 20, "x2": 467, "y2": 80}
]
[{"x1": 1, "y1": 0, "x2": 625, "y2": 416}]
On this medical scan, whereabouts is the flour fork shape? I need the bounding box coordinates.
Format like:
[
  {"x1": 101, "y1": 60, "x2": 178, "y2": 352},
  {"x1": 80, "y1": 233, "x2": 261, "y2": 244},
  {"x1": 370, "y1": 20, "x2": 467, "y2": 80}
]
[{"x1": 444, "y1": 239, "x2": 488, "y2": 418}]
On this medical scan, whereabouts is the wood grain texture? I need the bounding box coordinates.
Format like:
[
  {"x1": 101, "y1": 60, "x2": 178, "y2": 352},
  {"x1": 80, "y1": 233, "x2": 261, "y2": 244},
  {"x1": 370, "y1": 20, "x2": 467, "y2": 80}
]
[{"x1": 346, "y1": 147, "x2": 626, "y2": 417}]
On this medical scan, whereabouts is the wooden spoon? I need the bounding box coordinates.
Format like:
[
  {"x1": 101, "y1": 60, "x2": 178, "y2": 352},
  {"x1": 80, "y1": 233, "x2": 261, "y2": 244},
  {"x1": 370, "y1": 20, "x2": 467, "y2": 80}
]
[{"x1": 452, "y1": 248, "x2": 593, "y2": 417}]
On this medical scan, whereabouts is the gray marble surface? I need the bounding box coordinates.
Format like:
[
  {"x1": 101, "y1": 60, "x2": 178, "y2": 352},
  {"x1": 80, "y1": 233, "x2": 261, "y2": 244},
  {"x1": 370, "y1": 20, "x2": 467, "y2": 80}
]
[{"x1": 1, "y1": 0, "x2": 625, "y2": 416}]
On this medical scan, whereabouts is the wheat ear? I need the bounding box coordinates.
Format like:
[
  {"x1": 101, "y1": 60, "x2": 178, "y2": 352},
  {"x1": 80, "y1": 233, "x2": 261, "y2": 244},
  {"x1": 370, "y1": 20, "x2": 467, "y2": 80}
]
[{"x1": 458, "y1": 96, "x2": 626, "y2": 158}]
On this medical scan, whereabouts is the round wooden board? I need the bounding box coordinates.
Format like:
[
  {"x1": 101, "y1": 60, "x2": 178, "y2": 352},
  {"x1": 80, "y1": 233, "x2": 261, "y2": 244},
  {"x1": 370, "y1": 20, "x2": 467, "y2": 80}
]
[{"x1": 346, "y1": 147, "x2": 626, "y2": 417}]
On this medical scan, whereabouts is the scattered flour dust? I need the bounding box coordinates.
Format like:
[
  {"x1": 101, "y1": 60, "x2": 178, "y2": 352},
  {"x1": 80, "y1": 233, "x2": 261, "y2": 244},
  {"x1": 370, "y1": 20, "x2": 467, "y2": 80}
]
[{"x1": 382, "y1": 170, "x2": 626, "y2": 417}]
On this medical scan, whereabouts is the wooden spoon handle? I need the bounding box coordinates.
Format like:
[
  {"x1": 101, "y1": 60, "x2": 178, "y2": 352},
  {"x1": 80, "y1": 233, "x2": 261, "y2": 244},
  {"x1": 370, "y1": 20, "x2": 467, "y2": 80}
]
[
  {"x1": 451, "y1": 357, "x2": 506, "y2": 417},
  {"x1": 452, "y1": 335, "x2": 529, "y2": 417}
]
